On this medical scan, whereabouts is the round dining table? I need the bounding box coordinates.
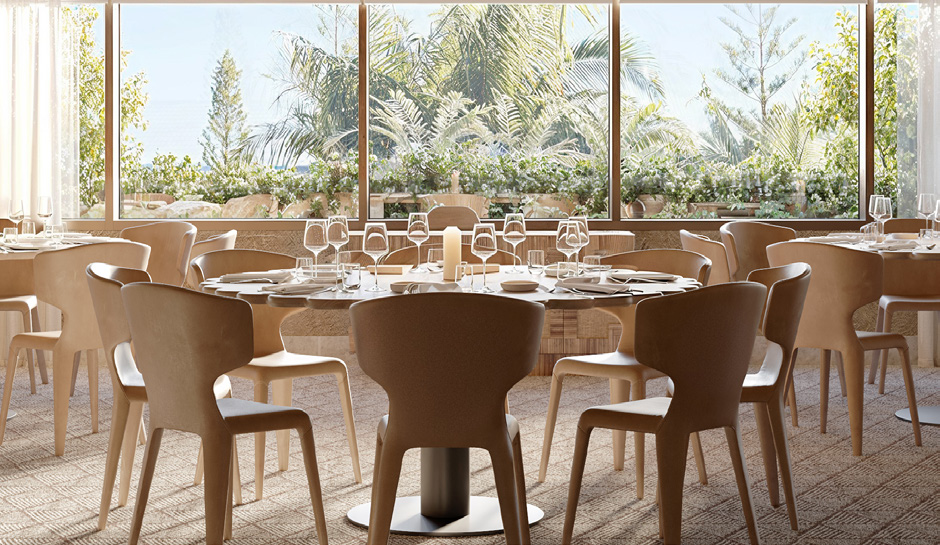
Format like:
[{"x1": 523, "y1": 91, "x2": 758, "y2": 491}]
[{"x1": 202, "y1": 265, "x2": 699, "y2": 537}]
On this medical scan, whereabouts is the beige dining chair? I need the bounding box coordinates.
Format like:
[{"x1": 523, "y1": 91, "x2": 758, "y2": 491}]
[
  {"x1": 121, "y1": 283, "x2": 327, "y2": 545},
  {"x1": 86, "y1": 263, "x2": 242, "y2": 530},
  {"x1": 184, "y1": 230, "x2": 237, "y2": 289},
  {"x1": 0, "y1": 258, "x2": 48, "y2": 392},
  {"x1": 767, "y1": 241, "x2": 921, "y2": 455},
  {"x1": 0, "y1": 241, "x2": 151, "y2": 456},
  {"x1": 383, "y1": 243, "x2": 519, "y2": 266},
  {"x1": 121, "y1": 221, "x2": 196, "y2": 286},
  {"x1": 883, "y1": 218, "x2": 925, "y2": 234},
  {"x1": 562, "y1": 282, "x2": 767, "y2": 545},
  {"x1": 350, "y1": 293, "x2": 544, "y2": 545},
  {"x1": 427, "y1": 205, "x2": 480, "y2": 230},
  {"x1": 682, "y1": 263, "x2": 810, "y2": 532},
  {"x1": 538, "y1": 249, "x2": 711, "y2": 498},
  {"x1": 192, "y1": 248, "x2": 361, "y2": 500},
  {"x1": 720, "y1": 220, "x2": 796, "y2": 281},
  {"x1": 679, "y1": 229, "x2": 732, "y2": 285}
]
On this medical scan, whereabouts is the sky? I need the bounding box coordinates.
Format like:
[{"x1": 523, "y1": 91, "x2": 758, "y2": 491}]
[{"x1": 108, "y1": 3, "x2": 856, "y2": 165}]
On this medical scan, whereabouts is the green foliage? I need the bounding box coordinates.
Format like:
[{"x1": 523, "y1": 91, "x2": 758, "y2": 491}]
[{"x1": 201, "y1": 50, "x2": 249, "y2": 174}]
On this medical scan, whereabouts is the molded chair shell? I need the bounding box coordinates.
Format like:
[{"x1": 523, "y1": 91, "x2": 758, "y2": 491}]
[{"x1": 121, "y1": 221, "x2": 196, "y2": 286}]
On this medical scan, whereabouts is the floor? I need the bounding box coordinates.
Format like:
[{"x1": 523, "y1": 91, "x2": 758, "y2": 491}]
[{"x1": 0, "y1": 356, "x2": 937, "y2": 544}]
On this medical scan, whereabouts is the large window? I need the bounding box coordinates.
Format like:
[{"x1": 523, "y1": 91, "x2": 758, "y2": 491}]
[
  {"x1": 620, "y1": 3, "x2": 862, "y2": 219},
  {"x1": 117, "y1": 4, "x2": 359, "y2": 219},
  {"x1": 69, "y1": 4, "x2": 105, "y2": 219},
  {"x1": 368, "y1": 4, "x2": 610, "y2": 219}
]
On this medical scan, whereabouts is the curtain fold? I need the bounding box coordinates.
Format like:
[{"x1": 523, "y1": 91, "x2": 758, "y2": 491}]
[{"x1": 0, "y1": 0, "x2": 79, "y2": 224}]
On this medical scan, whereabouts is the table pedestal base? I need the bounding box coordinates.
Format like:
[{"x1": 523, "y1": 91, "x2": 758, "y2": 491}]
[
  {"x1": 346, "y1": 496, "x2": 544, "y2": 536},
  {"x1": 896, "y1": 406, "x2": 940, "y2": 426},
  {"x1": 5, "y1": 410, "x2": 15, "y2": 421}
]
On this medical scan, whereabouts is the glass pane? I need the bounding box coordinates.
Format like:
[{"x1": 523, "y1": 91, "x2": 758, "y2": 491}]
[
  {"x1": 68, "y1": 4, "x2": 105, "y2": 219},
  {"x1": 120, "y1": 4, "x2": 359, "y2": 219},
  {"x1": 621, "y1": 4, "x2": 861, "y2": 219},
  {"x1": 368, "y1": 4, "x2": 610, "y2": 220}
]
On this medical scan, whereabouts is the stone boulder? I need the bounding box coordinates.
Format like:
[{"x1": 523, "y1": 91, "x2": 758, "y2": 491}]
[
  {"x1": 222, "y1": 194, "x2": 278, "y2": 218},
  {"x1": 164, "y1": 200, "x2": 222, "y2": 219},
  {"x1": 281, "y1": 193, "x2": 329, "y2": 218}
]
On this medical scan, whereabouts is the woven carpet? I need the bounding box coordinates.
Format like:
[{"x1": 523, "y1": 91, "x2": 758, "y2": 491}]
[{"x1": 0, "y1": 356, "x2": 937, "y2": 544}]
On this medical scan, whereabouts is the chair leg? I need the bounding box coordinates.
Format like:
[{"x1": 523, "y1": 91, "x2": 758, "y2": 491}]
[
  {"x1": 253, "y1": 380, "x2": 268, "y2": 501},
  {"x1": 897, "y1": 346, "x2": 922, "y2": 446},
  {"x1": 87, "y1": 350, "x2": 99, "y2": 434},
  {"x1": 870, "y1": 304, "x2": 886, "y2": 385},
  {"x1": 297, "y1": 425, "x2": 328, "y2": 545},
  {"x1": 768, "y1": 395, "x2": 799, "y2": 531},
  {"x1": 725, "y1": 425, "x2": 761, "y2": 545},
  {"x1": 53, "y1": 349, "x2": 77, "y2": 456},
  {"x1": 632, "y1": 380, "x2": 647, "y2": 499},
  {"x1": 202, "y1": 434, "x2": 234, "y2": 545},
  {"x1": 878, "y1": 311, "x2": 895, "y2": 394},
  {"x1": 138, "y1": 416, "x2": 147, "y2": 445},
  {"x1": 819, "y1": 350, "x2": 831, "y2": 434},
  {"x1": 489, "y1": 436, "x2": 524, "y2": 545},
  {"x1": 128, "y1": 427, "x2": 163, "y2": 545},
  {"x1": 842, "y1": 350, "x2": 866, "y2": 457},
  {"x1": 30, "y1": 307, "x2": 48, "y2": 385},
  {"x1": 272, "y1": 379, "x2": 292, "y2": 472},
  {"x1": 562, "y1": 424, "x2": 592, "y2": 545},
  {"x1": 690, "y1": 432, "x2": 708, "y2": 485},
  {"x1": 99, "y1": 395, "x2": 131, "y2": 530},
  {"x1": 70, "y1": 351, "x2": 81, "y2": 397},
  {"x1": 610, "y1": 378, "x2": 630, "y2": 472},
  {"x1": 20, "y1": 312, "x2": 36, "y2": 395},
  {"x1": 119, "y1": 402, "x2": 145, "y2": 506},
  {"x1": 232, "y1": 437, "x2": 243, "y2": 506},
  {"x1": 511, "y1": 431, "x2": 530, "y2": 545},
  {"x1": 786, "y1": 348, "x2": 799, "y2": 428},
  {"x1": 539, "y1": 371, "x2": 565, "y2": 482},
  {"x1": 754, "y1": 402, "x2": 779, "y2": 508},
  {"x1": 195, "y1": 442, "x2": 205, "y2": 485},
  {"x1": 0, "y1": 345, "x2": 20, "y2": 444},
  {"x1": 367, "y1": 440, "x2": 405, "y2": 545},
  {"x1": 835, "y1": 352, "x2": 847, "y2": 398},
  {"x1": 335, "y1": 370, "x2": 363, "y2": 483},
  {"x1": 656, "y1": 430, "x2": 690, "y2": 545}
]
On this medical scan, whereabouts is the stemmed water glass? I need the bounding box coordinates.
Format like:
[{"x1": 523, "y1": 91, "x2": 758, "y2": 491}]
[
  {"x1": 407, "y1": 212, "x2": 430, "y2": 273},
  {"x1": 471, "y1": 223, "x2": 497, "y2": 293},
  {"x1": 873, "y1": 196, "x2": 892, "y2": 237},
  {"x1": 918, "y1": 193, "x2": 936, "y2": 232},
  {"x1": 555, "y1": 220, "x2": 580, "y2": 278},
  {"x1": 503, "y1": 213, "x2": 526, "y2": 273},
  {"x1": 304, "y1": 219, "x2": 329, "y2": 278},
  {"x1": 569, "y1": 216, "x2": 590, "y2": 274},
  {"x1": 327, "y1": 216, "x2": 349, "y2": 265},
  {"x1": 8, "y1": 200, "x2": 24, "y2": 242},
  {"x1": 869, "y1": 194, "x2": 884, "y2": 222},
  {"x1": 37, "y1": 197, "x2": 53, "y2": 232},
  {"x1": 363, "y1": 223, "x2": 389, "y2": 292}
]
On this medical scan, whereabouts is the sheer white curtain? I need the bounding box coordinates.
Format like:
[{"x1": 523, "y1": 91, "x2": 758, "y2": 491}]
[{"x1": 0, "y1": 0, "x2": 80, "y2": 224}]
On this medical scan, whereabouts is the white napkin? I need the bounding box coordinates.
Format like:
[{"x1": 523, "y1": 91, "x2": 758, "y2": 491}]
[
  {"x1": 410, "y1": 282, "x2": 460, "y2": 293},
  {"x1": 807, "y1": 235, "x2": 861, "y2": 243},
  {"x1": 556, "y1": 277, "x2": 634, "y2": 295},
  {"x1": 261, "y1": 282, "x2": 334, "y2": 295},
  {"x1": 608, "y1": 270, "x2": 679, "y2": 283},
  {"x1": 219, "y1": 270, "x2": 294, "y2": 283},
  {"x1": 870, "y1": 240, "x2": 918, "y2": 251}
]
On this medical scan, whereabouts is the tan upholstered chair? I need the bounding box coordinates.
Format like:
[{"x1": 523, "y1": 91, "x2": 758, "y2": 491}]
[
  {"x1": 0, "y1": 242, "x2": 151, "y2": 456},
  {"x1": 86, "y1": 263, "x2": 242, "y2": 529},
  {"x1": 767, "y1": 241, "x2": 921, "y2": 455},
  {"x1": 121, "y1": 221, "x2": 196, "y2": 286},
  {"x1": 192, "y1": 249, "x2": 361, "y2": 499},
  {"x1": 383, "y1": 242, "x2": 519, "y2": 266},
  {"x1": 679, "y1": 229, "x2": 731, "y2": 285},
  {"x1": 720, "y1": 220, "x2": 796, "y2": 281},
  {"x1": 350, "y1": 293, "x2": 544, "y2": 545},
  {"x1": 121, "y1": 283, "x2": 327, "y2": 545},
  {"x1": 184, "y1": 230, "x2": 237, "y2": 289},
  {"x1": 562, "y1": 282, "x2": 766, "y2": 545},
  {"x1": 427, "y1": 205, "x2": 480, "y2": 230},
  {"x1": 883, "y1": 218, "x2": 925, "y2": 234},
  {"x1": 0, "y1": 258, "x2": 48, "y2": 392},
  {"x1": 538, "y1": 249, "x2": 711, "y2": 498}
]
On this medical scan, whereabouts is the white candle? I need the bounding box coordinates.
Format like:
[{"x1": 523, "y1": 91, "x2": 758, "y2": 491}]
[{"x1": 443, "y1": 226, "x2": 461, "y2": 281}]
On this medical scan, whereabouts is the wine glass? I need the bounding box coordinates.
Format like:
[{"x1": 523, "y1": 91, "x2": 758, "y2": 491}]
[
  {"x1": 569, "y1": 216, "x2": 590, "y2": 273},
  {"x1": 918, "y1": 193, "x2": 936, "y2": 231},
  {"x1": 304, "y1": 219, "x2": 329, "y2": 278},
  {"x1": 8, "y1": 199, "x2": 24, "y2": 242},
  {"x1": 406, "y1": 212, "x2": 430, "y2": 273},
  {"x1": 555, "y1": 220, "x2": 580, "y2": 278},
  {"x1": 37, "y1": 196, "x2": 53, "y2": 232},
  {"x1": 362, "y1": 223, "x2": 389, "y2": 292},
  {"x1": 471, "y1": 223, "x2": 497, "y2": 293},
  {"x1": 327, "y1": 216, "x2": 350, "y2": 265},
  {"x1": 869, "y1": 194, "x2": 885, "y2": 222},
  {"x1": 503, "y1": 213, "x2": 526, "y2": 273}
]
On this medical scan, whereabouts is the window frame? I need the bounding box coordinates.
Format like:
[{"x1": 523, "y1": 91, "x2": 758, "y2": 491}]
[{"x1": 80, "y1": 0, "x2": 875, "y2": 232}]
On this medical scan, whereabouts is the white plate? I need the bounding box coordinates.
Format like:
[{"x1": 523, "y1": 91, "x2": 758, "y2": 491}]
[
  {"x1": 608, "y1": 269, "x2": 679, "y2": 282},
  {"x1": 3, "y1": 240, "x2": 53, "y2": 250},
  {"x1": 543, "y1": 263, "x2": 578, "y2": 277}
]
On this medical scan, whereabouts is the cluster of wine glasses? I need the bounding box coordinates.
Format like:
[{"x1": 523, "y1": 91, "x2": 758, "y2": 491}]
[
  {"x1": 303, "y1": 216, "x2": 350, "y2": 278},
  {"x1": 866, "y1": 195, "x2": 893, "y2": 240},
  {"x1": 5, "y1": 197, "x2": 55, "y2": 244},
  {"x1": 555, "y1": 217, "x2": 589, "y2": 277}
]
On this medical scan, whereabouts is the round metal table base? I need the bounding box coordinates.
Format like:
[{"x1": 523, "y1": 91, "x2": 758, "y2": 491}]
[
  {"x1": 347, "y1": 496, "x2": 544, "y2": 536},
  {"x1": 5, "y1": 410, "x2": 15, "y2": 421},
  {"x1": 896, "y1": 405, "x2": 940, "y2": 426}
]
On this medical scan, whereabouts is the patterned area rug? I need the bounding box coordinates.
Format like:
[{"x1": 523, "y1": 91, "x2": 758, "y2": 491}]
[{"x1": 0, "y1": 359, "x2": 937, "y2": 544}]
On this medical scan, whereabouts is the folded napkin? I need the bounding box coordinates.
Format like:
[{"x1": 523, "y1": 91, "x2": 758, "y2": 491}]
[
  {"x1": 806, "y1": 235, "x2": 861, "y2": 244},
  {"x1": 261, "y1": 282, "x2": 334, "y2": 295},
  {"x1": 608, "y1": 270, "x2": 679, "y2": 283},
  {"x1": 870, "y1": 240, "x2": 918, "y2": 251},
  {"x1": 410, "y1": 282, "x2": 460, "y2": 293},
  {"x1": 556, "y1": 277, "x2": 634, "y2": 295},
  {"x1": 219, "y1": 270, "x2": 294, "y2": 283}
]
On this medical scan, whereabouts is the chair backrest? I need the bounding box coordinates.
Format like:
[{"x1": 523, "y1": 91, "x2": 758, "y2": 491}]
[
  {"x1": 86, "y1": 263, "x2": 151, "y2": 391},
  {"x1": 883, "y1": 218, "x2": 925, "y2": 234},
  {"x1": 427, "y1": 205, "x2": 480, "y2": 230},
  {"x1": 634, "y1": 282, "x2": 766, "y2": 432},
  {"x1": 122, "y1": 283, "x2": 254, "y2": 435},
  {"x1": 679, "y1": 230, "x2": 731, "y2": 285},
  {"x1": 746, "y1": 263, "x2": 812, "y2": 393},
  {"x1": 383, "y1": 243, "x2": 519, "y2": 266},
  {"x1": 190, "y1": 248, "x2": 296, "y2": 285},
  {"x1": 34, "y1": 241, "x2": 150, "y2": 350},
  {"x1": 767, "y1": 241, "x2": 882, "y2": 352},
  {"x1": 0, "y1": 258, "x2": 34, "y2": 298},
  {"x1": 720, "y1": 221, "x2": 796, "y2": 281},
  {"x1": 600, "y1": 249, "x2": 712, "y2": 284},
  {"x1": 184, "y1": 230, "x2": 237, "y2": 289},
  {"x1": 350, "y1": 293, "x2": 544, "y2": 447},
  {"x1": 121, "y1": 221, "x2": 197, "y2": 286}
]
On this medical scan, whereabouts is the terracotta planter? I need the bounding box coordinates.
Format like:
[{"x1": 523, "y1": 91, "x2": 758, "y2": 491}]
[
  {"x1": 637, "y1": 194, "x2": 666, "y2": 217},
  {"x1": 717, "y1": 203, "x2": 760, "y2": 218},
  {"x1": 523, "y1": 194, "x2": 576, "y2": 218},
  {"x1": 421, "y1": 193, "x2": 489, "y2": 218},
  {"x1": 622, "y1": 201, "x2": 647, "y2": 219}
]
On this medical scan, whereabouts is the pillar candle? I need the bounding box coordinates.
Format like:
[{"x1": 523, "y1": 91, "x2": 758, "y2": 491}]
[{"x1": 443, "y1": 226, "x2": 461, "y2": 281}]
